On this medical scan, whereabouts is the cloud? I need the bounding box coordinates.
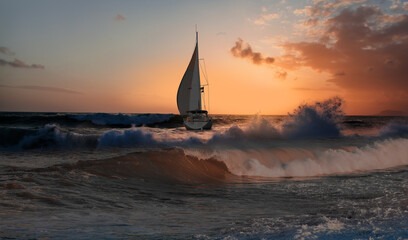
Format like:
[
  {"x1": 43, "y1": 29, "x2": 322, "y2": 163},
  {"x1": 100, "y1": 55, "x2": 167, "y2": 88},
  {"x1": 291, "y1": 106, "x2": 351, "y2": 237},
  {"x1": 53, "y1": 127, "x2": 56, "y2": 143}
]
[
  {"x1": 293, "y1": 87, "x2": 337, "y2": 91},
  {"x1": 232, "y1": 2, "x2": 408, "y2": 111},
  {"x1": 389, "y1": 1, "x2": 408, "y2": 12},
  {"x1": 250, "y1": 10, "x2": 280, "y2": 25},
  {"x1": 334, "y1": 71, "x2": 345, "y2": 76},
  {"x1": 0, "y1": 84, "x2": 82, "y2": 94},
  {"x1": 275, "y1": 70, "x2": 287, "y2": 80},
  {"x1": 0, "y1": 47, "x2": 15, "y2": 56},
  {"x1": 230, "y1": 38, "x2": 274, "y2": 65},
  {"x1": 293, "y1": 0, "x2": 367, "y2": 18},
  {"x1": 278, "y1": 5, "x2": 408, "y2": 93},
  {"x1": 114, "y1": 14, "x2": 126, "y2": 22},
  {"x1": 0, "y1": 58, "x2": 45, "y2": 69},
  {"x1": 216, "y1": 31, "x2": 227, "y2": 36}
]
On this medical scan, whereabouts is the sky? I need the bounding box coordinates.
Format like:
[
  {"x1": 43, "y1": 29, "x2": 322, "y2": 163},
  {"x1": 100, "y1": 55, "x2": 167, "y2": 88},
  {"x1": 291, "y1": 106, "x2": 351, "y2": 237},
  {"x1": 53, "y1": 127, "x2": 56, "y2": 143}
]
[{"x1": 0, "y1": 0, "x2": 407, "y2": 115}]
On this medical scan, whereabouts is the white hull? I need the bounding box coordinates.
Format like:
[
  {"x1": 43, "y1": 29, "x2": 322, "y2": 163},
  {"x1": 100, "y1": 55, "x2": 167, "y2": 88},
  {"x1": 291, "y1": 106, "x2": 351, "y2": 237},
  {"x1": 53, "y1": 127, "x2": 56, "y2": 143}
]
[{"x1": 184, "y1": 118, "x2": 212, "y2": 130}]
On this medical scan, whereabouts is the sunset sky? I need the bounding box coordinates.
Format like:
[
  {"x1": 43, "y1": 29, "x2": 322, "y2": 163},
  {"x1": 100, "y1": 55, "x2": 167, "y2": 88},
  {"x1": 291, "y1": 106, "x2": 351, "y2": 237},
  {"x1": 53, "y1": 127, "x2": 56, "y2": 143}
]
[{"x1": 0, "y1": 0, "x2": 407, "y2": 115}]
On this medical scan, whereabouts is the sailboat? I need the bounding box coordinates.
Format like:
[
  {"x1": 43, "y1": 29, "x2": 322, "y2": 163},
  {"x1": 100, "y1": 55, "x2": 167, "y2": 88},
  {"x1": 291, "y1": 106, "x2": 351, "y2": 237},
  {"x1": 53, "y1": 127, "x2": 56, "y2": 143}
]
[{"x1": 177, "y1": 31, "x2": 212, "y2": 130}]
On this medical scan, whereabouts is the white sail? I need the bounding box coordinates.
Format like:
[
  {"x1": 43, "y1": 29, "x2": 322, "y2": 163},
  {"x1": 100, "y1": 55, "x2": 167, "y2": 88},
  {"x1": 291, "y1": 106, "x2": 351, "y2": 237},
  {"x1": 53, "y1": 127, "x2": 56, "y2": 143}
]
[{"x1": 177, "y1": 32, "x2": 201, "y2": 115}]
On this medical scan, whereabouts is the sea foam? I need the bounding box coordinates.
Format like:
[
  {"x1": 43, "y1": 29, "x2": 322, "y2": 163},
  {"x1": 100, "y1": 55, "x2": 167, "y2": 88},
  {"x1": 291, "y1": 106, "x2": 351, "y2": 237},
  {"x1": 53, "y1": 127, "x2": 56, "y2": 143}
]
[{"x1": 194, "y1": 138, "x2": 408, "y2": 178}]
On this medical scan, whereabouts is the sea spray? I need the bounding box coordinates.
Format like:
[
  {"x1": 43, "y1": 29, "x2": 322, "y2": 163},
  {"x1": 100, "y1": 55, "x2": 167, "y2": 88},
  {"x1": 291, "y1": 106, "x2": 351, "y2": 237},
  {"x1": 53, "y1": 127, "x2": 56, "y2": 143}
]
[
  {"x1": 208, "y1": 116, "x2": 280, "y2": 143},
  {"x1": 6, "y1": 98, "x2": 408, "y2": 150},
  {"x1": 209, "y1": 97, "x2": 344, "y2": 142},
  {"x1": 281, "y1": 97, "x2": 344, "y2": 139}
]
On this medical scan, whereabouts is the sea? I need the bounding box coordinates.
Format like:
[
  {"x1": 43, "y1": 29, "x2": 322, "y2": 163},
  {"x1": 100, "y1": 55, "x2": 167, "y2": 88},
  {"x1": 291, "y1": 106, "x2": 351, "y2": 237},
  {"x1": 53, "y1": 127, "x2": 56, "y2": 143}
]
[{"x1": 1, "y1": 99, "x2": 408, "y2": 239}]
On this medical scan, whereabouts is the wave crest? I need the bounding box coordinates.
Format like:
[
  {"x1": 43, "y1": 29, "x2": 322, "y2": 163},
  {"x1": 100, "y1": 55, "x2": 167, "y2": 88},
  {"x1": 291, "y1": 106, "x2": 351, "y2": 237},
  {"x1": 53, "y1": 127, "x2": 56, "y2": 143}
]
[
  {"x1": 209, "y1": 97, "x2": 344, "y2": 142},
  {"x1": 98, "y1": 128, "x2": 158, "y2": 148},
  {"x1": 197, "y1": 138, "x2": 408, "y2": 178},
  {"x1": 18, "y1": 124, "x2": 98, "y2": 149},
  {"x1": 379, "y1": 122, "x2": 408, "y2": 138},
  {"x1": 47, "y1": 148, "x2": 233, "y2": 184},
  {"x1": 281, "y1": 97, "x2": 343, "y2": 139}
]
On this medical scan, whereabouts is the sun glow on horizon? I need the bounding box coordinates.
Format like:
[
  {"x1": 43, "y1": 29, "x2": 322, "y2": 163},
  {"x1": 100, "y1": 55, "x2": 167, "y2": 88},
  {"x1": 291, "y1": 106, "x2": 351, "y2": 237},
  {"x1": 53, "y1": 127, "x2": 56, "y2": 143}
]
[{"x1": 1, "y1": 0, "x2": 407, "y2": 115}]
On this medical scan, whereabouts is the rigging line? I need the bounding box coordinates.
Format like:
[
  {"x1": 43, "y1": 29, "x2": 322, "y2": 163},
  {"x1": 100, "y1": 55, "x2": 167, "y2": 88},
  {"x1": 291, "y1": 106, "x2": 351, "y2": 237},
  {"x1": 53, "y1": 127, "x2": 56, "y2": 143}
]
[
  {"x1": 199, "y1": 60, "x2": 208, "y2": 82},
  {"x1": 199, "y1": 58, "x2": 210, "y2": 113}
]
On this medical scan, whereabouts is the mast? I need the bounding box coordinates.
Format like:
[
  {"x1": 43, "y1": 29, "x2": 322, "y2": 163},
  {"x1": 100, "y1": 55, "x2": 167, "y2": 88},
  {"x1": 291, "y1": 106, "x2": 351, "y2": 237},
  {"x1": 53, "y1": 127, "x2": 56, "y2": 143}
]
[{"x1": 194, "y1": 29, "x2": 202, "y2": 111}]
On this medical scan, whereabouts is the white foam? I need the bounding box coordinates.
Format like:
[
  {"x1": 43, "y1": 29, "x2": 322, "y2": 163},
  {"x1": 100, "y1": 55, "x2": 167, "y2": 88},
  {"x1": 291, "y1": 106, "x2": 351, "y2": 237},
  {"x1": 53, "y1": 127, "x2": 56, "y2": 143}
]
[
  {"x1": 98, "y1": 127, "x2": 158, "y2": 147},
  {"x1": 294, "y1": 217, "x2": 345, "y2": 240},
  {"x1": 188, "y1": 138, "x2": 408, "y2": 178}
]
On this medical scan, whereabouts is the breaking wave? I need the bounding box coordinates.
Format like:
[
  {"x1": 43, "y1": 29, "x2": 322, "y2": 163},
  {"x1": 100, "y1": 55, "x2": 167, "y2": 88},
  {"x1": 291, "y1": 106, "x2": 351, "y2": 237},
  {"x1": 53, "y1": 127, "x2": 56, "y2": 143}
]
[
  {"x1": 17, "y1": 124, "x2": 98, "y2": 149},
  {"x1": 281, "y1": 97, "x2": 343, "y2": 139},
  {"x1": 189, "y1": 138, "x2": 408, "y2": 178},
  {"x1": 40, "y1": 148, "x2": 233, "y2": 184},
  {"x1": 98, "y1": 128, "x2": 158, "y2": 148},
  {"x1": 378, "y1": 122, "x2": 408, "y2": 138},
  {"x1": 209, "y1": 97, "x2": 344, "y2": 142},
  {"x1": 2, "y1": 98, "x2": 408, "y2": 151},
  {"x1": 28, "y1": 138, "x2": 408, "y2": 181}
]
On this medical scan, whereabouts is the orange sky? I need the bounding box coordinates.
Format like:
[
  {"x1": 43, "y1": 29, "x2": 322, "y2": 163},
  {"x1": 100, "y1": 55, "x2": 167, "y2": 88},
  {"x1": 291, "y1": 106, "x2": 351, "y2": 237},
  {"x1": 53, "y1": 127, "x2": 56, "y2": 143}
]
[{"x1": 1, "y1": 0, "x2": 407, "y2": 115}]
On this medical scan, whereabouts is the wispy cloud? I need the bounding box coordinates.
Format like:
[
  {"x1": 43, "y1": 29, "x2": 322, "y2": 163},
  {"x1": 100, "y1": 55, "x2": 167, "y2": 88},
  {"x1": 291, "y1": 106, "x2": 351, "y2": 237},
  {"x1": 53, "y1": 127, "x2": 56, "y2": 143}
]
[
  {"x1": 0, "y1": 84, "x2": 82, "y2": 94},
  {"x1": 275, "y1": 70, "x2": 287, "y2": 80},
  {"x1": 0, "y1": 58, "x2": 45, "y2": 69},
  {"x1": 114, "y1": 14, "x2": 126, "y2": 22},
  {"x1": 230, "y1": 38, "x2": 274, "y2": 65},
  {"x1": 0, "y1": 47, "x2": 15, "y2": 56},
  {"x1": 250, "y1": 13, "x2": 280, "y2": 25},
  {"x1": 0, "y1": 47, "x2": 45, "y2": 69}
]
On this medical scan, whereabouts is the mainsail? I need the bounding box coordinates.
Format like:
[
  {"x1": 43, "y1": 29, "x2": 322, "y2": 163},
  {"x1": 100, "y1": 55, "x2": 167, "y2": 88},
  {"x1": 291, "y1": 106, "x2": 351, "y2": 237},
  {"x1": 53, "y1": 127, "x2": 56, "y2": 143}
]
[{"x1": 177, "y1": 32, "x2": 202, "y2": 115}]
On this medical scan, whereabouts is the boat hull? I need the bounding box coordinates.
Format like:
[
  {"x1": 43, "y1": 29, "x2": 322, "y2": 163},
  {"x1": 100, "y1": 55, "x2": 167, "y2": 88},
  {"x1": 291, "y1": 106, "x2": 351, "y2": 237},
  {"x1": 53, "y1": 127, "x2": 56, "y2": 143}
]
[{"x1": 184, "y1": 119, "x2": 212, "y2": 130}]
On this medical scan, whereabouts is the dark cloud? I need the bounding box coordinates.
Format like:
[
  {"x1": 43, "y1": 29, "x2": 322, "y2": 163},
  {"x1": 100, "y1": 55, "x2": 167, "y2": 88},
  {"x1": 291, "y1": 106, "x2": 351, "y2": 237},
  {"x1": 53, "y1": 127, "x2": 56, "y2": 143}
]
[
  {"x1": 0, "y1": 84, "x2": 82, "y2": 94},
  {"x1": 230, "y1": 38, "x2": 274, "y2": 65},
  {"x1": 0, "y1": 47, "x2": 15, "y2": 56},
  {"x1": 334, "y1": 71, "x2": 345, "y2": 76},
  {"x1": 232, "y1": 2, "x2": 408, "y2": 111},
  {"x1": 0, "y1": 58, "x2": 45, "y2": 69},
  {"x1": 114, "y1": 14, "x2": 126, "y2": 22},
  {"x1": 293, "y1": 87, "x2": 337, "y2": 91},
  {"x1": 278, "y1": 5, "x2": 408, "y2": 93}
]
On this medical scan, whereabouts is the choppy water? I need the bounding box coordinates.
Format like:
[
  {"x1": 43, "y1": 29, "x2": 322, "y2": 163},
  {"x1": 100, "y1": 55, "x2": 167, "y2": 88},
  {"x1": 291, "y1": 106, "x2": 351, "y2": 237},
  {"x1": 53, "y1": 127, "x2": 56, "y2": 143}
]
[{"x1": 1, "y1": 100, "x2": 408, "y2": 239}]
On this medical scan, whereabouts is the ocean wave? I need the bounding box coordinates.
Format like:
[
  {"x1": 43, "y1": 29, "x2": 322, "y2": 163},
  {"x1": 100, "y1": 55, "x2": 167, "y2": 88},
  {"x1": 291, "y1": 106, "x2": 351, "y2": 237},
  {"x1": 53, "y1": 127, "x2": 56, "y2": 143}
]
[
  {"x1": 40, "y1": 148, "x2": 233, "y2": 184},
  {"x1": 0, "y1": 112, "x2": 178, "y2": 128},
  {"x1": 378, "y1": 122, "x2": 408, "y2": 138},
  {"x1": 209, "y1": 97, "x2": 344, "y2": 142},
  {"x1": 0, "y1": 127, "x2": 38, "y2": 147},
  {"x1": 98, "y1": 128, "x2": 158, "y2": 148},
  {"x1": 17, "y1": 124, "x2": 98, "y2": 149},
  {"x1": 281, "y1": 97, "x2": 343, "y2": 139},
  {"x1": 25, "y1": 137, "x2": 408, "y2": 183},
  {"x1": 68, "y1": 113, "x2": 174, "y2": 127},
  {"x1": 4, "y1": 125, "x2": 202, "y2": 150},
  {"x1": 189, "y1": 138, "x2": 408, "y2": 178}
]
